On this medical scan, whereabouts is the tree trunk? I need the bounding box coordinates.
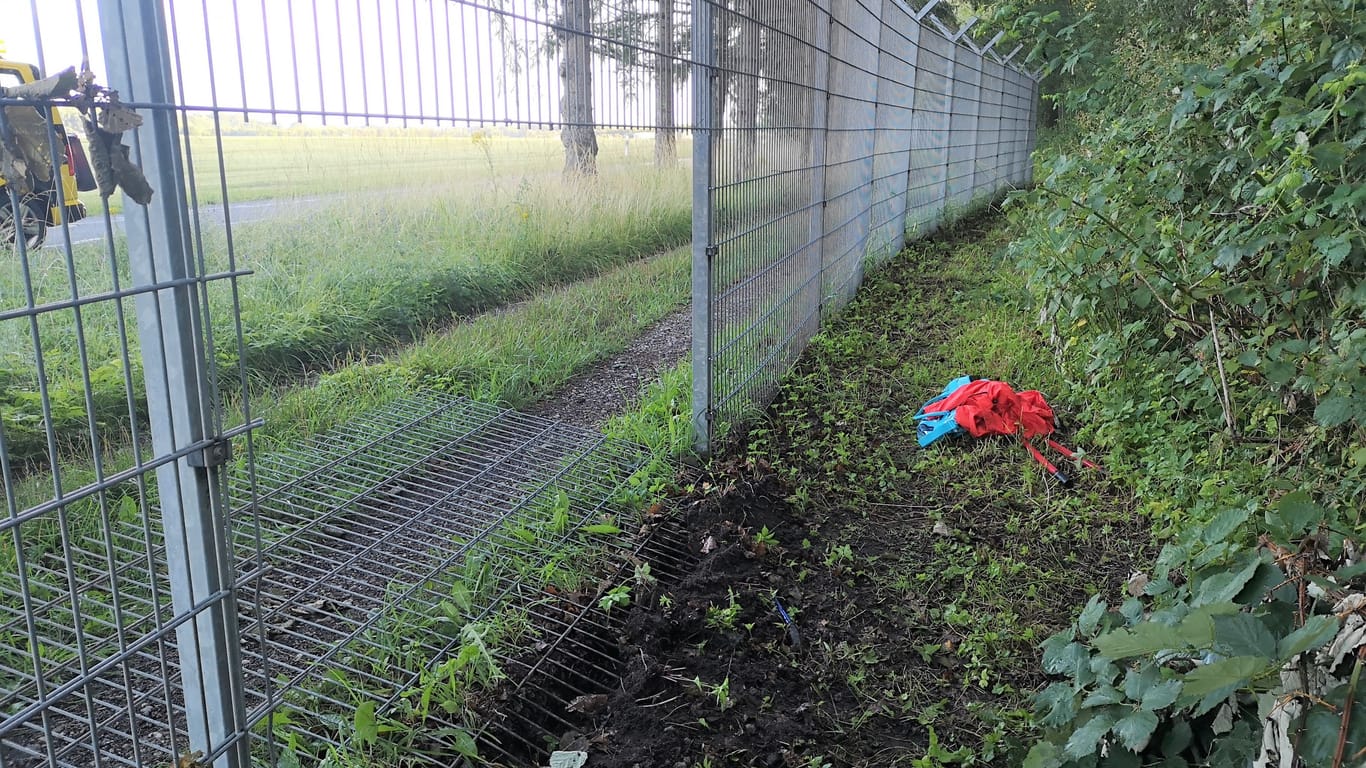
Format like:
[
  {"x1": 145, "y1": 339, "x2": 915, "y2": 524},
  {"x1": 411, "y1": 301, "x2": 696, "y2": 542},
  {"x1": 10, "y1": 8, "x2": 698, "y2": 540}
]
[
  {"x1": 733, "y1": 0, "x2": 761, "y2": 170},
  {"x1": 654, "y1": 0, "x2": 677, "y2": 167},
  {"x1": 560, "y1": 0, "x2": 598, "y2": 177},
  {"x1": 712, "y1": 3, "x2": 733, "y2": 131}
]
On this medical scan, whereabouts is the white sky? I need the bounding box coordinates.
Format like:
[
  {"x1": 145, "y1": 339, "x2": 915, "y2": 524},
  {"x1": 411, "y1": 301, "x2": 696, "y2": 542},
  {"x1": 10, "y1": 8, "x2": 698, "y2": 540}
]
[{"x1": 1, "y1": 0, "x2": 676, "y2": 129}]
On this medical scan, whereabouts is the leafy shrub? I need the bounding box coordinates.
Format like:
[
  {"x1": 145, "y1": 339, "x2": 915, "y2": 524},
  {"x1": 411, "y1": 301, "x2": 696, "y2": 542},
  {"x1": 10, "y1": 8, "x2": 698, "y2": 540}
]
[
  {"x1": 1011, "y1": 0, "x2": 1366, "y2": 764},
  {"x1": 1011, "y1": 0, "x2": 1365, "y2": 519},
  {"x1": 1026, "y1": 494, "x2": 1365, "y2": 767}
]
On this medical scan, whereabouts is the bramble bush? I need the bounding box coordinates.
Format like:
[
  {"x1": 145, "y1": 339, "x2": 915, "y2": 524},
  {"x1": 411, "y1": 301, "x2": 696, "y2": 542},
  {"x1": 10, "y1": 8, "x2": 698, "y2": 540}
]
[{"x1": 1006, "y1": 0, "x2": 1366, "y2": 764}]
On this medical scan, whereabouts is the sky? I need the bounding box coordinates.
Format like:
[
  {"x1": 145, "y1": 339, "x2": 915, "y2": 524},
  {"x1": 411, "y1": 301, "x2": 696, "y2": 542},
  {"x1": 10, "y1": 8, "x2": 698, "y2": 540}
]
[{"x1": 0, "y1": 0, "x2": 677, "y2": 129}]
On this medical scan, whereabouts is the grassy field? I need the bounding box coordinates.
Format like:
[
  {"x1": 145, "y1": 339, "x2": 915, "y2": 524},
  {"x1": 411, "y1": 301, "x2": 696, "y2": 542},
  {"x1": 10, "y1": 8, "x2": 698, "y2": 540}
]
[
  {"x1": 1, "y1": 130, "x2": 692, "y2": 469},
  {"x1": 86, "y1": 129, "x2": 687, "y2": 215}
]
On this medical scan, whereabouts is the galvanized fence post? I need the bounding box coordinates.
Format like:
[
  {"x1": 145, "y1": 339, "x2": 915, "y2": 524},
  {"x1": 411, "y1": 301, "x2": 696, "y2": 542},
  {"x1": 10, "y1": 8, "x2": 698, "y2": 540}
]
[
  {"x1": 691, "y1": 0, "x2": 716, "y2": 455},
  {"x1": 806, "y1": 0, "x2": 833, "y2": 324},
  {"x1": 97, "y1": 2, "x2": 249, "y2": 766},
  {"x1": 889, "y1": 0, "x2": 921, "y2": 244},
  {"x1": 961, "y1": 46, "x2": 982, "y2": 205}
]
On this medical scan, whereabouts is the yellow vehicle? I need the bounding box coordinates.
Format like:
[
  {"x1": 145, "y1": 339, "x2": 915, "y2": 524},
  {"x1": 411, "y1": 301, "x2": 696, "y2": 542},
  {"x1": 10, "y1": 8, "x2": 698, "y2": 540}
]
[{"x1": 0, "y1": 58, "x2": 94, "y2": 250}]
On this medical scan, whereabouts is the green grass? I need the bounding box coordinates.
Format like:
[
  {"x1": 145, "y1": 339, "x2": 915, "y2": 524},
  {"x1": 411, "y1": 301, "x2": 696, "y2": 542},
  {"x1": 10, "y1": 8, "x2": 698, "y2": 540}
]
[
  {"x1": 84, "y1": 128, "x2": 688, "y2": 215},
  {"x1": 1, "y1": 158, "x2": 691, "y2": 467}
]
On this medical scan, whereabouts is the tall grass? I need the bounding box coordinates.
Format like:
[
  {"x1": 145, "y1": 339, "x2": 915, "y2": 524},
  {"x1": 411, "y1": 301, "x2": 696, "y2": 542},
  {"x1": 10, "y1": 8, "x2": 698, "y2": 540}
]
[{"x1": 0, "y1": 165, "x2": 690, "y2": 466}]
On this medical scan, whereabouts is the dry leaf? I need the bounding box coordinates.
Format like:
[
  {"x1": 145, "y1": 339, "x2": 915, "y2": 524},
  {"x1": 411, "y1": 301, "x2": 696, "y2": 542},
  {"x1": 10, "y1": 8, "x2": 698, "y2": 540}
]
[
  {"x1": 565, "y1": 694, "x2": 608, "y2": 714},
  {"x1": 1126, "y1": 572, "x2": 1150, "y2": 598}
]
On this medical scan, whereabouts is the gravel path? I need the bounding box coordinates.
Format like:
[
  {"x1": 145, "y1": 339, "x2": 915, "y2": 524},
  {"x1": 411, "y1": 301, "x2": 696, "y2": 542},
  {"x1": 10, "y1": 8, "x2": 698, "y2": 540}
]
[{"x1": 528, "y1": 306, "x2": 691, "y2": 430}]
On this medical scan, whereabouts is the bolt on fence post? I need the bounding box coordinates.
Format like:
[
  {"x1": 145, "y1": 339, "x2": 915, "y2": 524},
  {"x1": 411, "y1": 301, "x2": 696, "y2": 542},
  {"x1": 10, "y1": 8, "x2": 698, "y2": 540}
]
[
  {"x1": 691, "y1": 0, "x2": 716, "y2": 455},
  {"x1": 97, "y1": 1, "x2": 250, "y2": 766}
]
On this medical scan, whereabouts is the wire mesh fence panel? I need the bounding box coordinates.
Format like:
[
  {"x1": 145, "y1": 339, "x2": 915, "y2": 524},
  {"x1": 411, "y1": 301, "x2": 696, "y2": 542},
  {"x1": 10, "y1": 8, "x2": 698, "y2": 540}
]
[
  {"x1": 867, "y1": 0, "x2": 918, "y2": 270},
  {"x1": 693, "y1": 0, "x2": 832, "y2": 443},
  {"x1": 692, "y1": 0, "x2": 1040, "y2": 450},
  {"x1": 4, "y1": 0, "x2": 1037, "y2": 763},
  {"x1": 1, "y1": 1, "x2": 259, "y2": 765},
  {"x1": 905, "y1": 23, "x2": 953, "y2": 237},
  {"x1": 975, "y1": 56, "x2": 1003, "y2": 198},
  {"x1": 4, "y1": 0, "x2": 689, "y2": 766}
]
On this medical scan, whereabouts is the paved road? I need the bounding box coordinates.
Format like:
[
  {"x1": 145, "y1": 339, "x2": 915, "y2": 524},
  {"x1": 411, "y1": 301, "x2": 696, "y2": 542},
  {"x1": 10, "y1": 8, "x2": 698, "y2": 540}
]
[{"x1": 50, "y1": 196, "x2": 328, "y2": 248}]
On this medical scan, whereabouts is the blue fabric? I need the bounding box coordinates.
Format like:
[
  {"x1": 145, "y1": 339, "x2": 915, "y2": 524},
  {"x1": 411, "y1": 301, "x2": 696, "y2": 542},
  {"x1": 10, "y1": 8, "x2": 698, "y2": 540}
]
[{"x1": 914, "y1": 375, "x2": 973, "y2": 447}]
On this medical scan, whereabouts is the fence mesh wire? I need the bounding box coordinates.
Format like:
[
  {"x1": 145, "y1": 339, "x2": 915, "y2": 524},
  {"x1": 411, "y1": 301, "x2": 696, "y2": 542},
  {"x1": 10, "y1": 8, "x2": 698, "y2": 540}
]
[
  {"x1": 1, "y1": 0, "x2": 1035, "y2": 765},
  {"x1": 692, "y1": 0, "x2": 1039, "y2": 448}
]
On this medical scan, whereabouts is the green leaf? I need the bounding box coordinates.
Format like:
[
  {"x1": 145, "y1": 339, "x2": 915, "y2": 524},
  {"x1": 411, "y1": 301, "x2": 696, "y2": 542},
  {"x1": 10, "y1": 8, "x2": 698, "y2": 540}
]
[
  {"x1": 1036, "y1": 682, "x2": 1079, "y2": 727},
  {"x1": 1212, "y1": 613, "x2": 1277, "y2": 659},
  {"x1": 1193, "y1": 554, "x2": 1263, "y2": 607},
  {"x1": 1082, "y1": 686, "x2": 1126, "y2": 708},
  {"x1": 1079, "y1": 595, "x2": 1108, "y2": 636},
  {"x1": 1200, "y1": 508, "x2": 1251, "y2": 546},
  {"x1": 1207, "y1": 722, "x2": 1259, "y2": 768},
  {"x1": 450, "y1": 729, "x2": 480, "y2": 759},
  {"x1": 1314, "y1": 396, "x2": 1356, "y2": 428},
  {"x1": 1309, "y1": 141, "x2": 1347, "y2": 171},
  {"x1": 1065, "y1": 711, "x2": 1118, "y2": 759},
  {"x1": 1023, "y1": 741, "x2": 1065, "y2": 768},
  {"x1": 582, "y1": 523, "x2": 622, "y2": 535},
  {"x1": 1140, "y1": 679, "x2": 1183, "y2": 710},
  {"x1": 1266, "y1": 491, "x2": 1326, "y2": 539},
  {"x1": 1094, "y1": 622, "x2": 1187, "y2": 660},
  {"x1": 1314, "y1": 234, "x2": 1353, "y2": 268},
  {"x1": 1123, "y1": 663, "x2": 1160, "y2": 700},
  {"x1": 353, "y1": 701, "x2": 378, "y2": 745},
  {"x1": 1112, "y1": 709, "x2": 1160, "y2": 752},
  {"x1": 1161, "y1": 718, "x2": 1193, "y2": 757},
  {"x1": 1179, "y1": 656, "x2": 1271, "y2": 715},
  {"x1": 1278, "y1": 614, "x2": 1340, "y2": 659},
  {"x1": 1042, "y1": 634, "x2": 1089, "y2": 675}
]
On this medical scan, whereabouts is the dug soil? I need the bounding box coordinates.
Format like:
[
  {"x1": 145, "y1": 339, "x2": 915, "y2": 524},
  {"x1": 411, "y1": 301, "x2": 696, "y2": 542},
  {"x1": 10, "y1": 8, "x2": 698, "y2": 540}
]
[{"x1": 562, "y1": 214, "x2": 1152, "y2": 767}]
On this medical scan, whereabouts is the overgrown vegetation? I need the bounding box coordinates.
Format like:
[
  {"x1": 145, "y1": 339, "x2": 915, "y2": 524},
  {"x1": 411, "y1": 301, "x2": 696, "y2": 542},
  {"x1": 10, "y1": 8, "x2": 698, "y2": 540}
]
[{"x1": 975, "y1": 0, "x2": 1366, "y2": 763}]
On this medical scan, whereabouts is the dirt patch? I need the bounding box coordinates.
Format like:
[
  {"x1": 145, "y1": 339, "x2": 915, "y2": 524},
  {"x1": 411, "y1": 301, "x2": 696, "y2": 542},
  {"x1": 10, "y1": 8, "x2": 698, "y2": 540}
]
[
  {"x1": 529, "y1": 307, "x2": 691, "y2": 430},
  {"x1": 557, "y1": 214, "x2": 1153, "y2": 768}
]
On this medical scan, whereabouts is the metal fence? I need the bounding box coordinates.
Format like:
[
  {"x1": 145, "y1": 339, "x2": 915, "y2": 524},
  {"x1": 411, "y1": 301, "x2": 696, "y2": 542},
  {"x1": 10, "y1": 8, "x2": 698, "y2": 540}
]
[
  {"x1": 690, "y1": 0, "x2": 1039, "y2": 450},
  {"x1": 1, "y1": 0, "x2": 1034, "y2": 766}
]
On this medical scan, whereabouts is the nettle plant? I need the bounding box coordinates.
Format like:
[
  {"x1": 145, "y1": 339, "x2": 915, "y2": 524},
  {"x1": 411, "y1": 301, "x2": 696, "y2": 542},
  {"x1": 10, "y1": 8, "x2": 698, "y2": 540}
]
[{"x1": 1026, "y1": 493, "x2": 1366, "y2": 767}]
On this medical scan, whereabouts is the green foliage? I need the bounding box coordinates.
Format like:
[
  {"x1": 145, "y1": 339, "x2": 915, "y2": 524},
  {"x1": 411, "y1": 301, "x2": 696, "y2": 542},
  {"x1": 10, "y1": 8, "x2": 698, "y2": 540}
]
[
  {"x1": 704, "y1": 588, "x2": 743, "y2": 631},
  {"x1": 598, "y1": 584, "x2": 632, "y2": 613},
  {"x1": 1026, "y1": 492, "x2": 1366, "y2": 766},
  {"x1": 1010, "y1": 0, "x2": 1366, "y2": 529}
]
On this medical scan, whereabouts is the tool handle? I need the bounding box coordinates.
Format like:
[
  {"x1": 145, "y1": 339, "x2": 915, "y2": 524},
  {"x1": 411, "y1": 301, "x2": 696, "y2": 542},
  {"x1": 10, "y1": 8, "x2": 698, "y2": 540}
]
[
  {"x1": 1045, "y1": 438, "x2": 1101, "y2": 471},
  {"x1": 1025, "y1": 438, "x2": 1073, "y2": 487}
]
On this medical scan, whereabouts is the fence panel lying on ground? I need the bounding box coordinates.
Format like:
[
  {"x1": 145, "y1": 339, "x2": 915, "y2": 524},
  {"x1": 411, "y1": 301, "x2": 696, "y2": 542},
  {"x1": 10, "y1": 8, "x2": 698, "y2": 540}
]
[
  {"x1": 2, "y1": 0, "x2": 1033, "y2": 765},
  {"x1": 691, "y1": 0, "x2": 1039, "y2": 451}
]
